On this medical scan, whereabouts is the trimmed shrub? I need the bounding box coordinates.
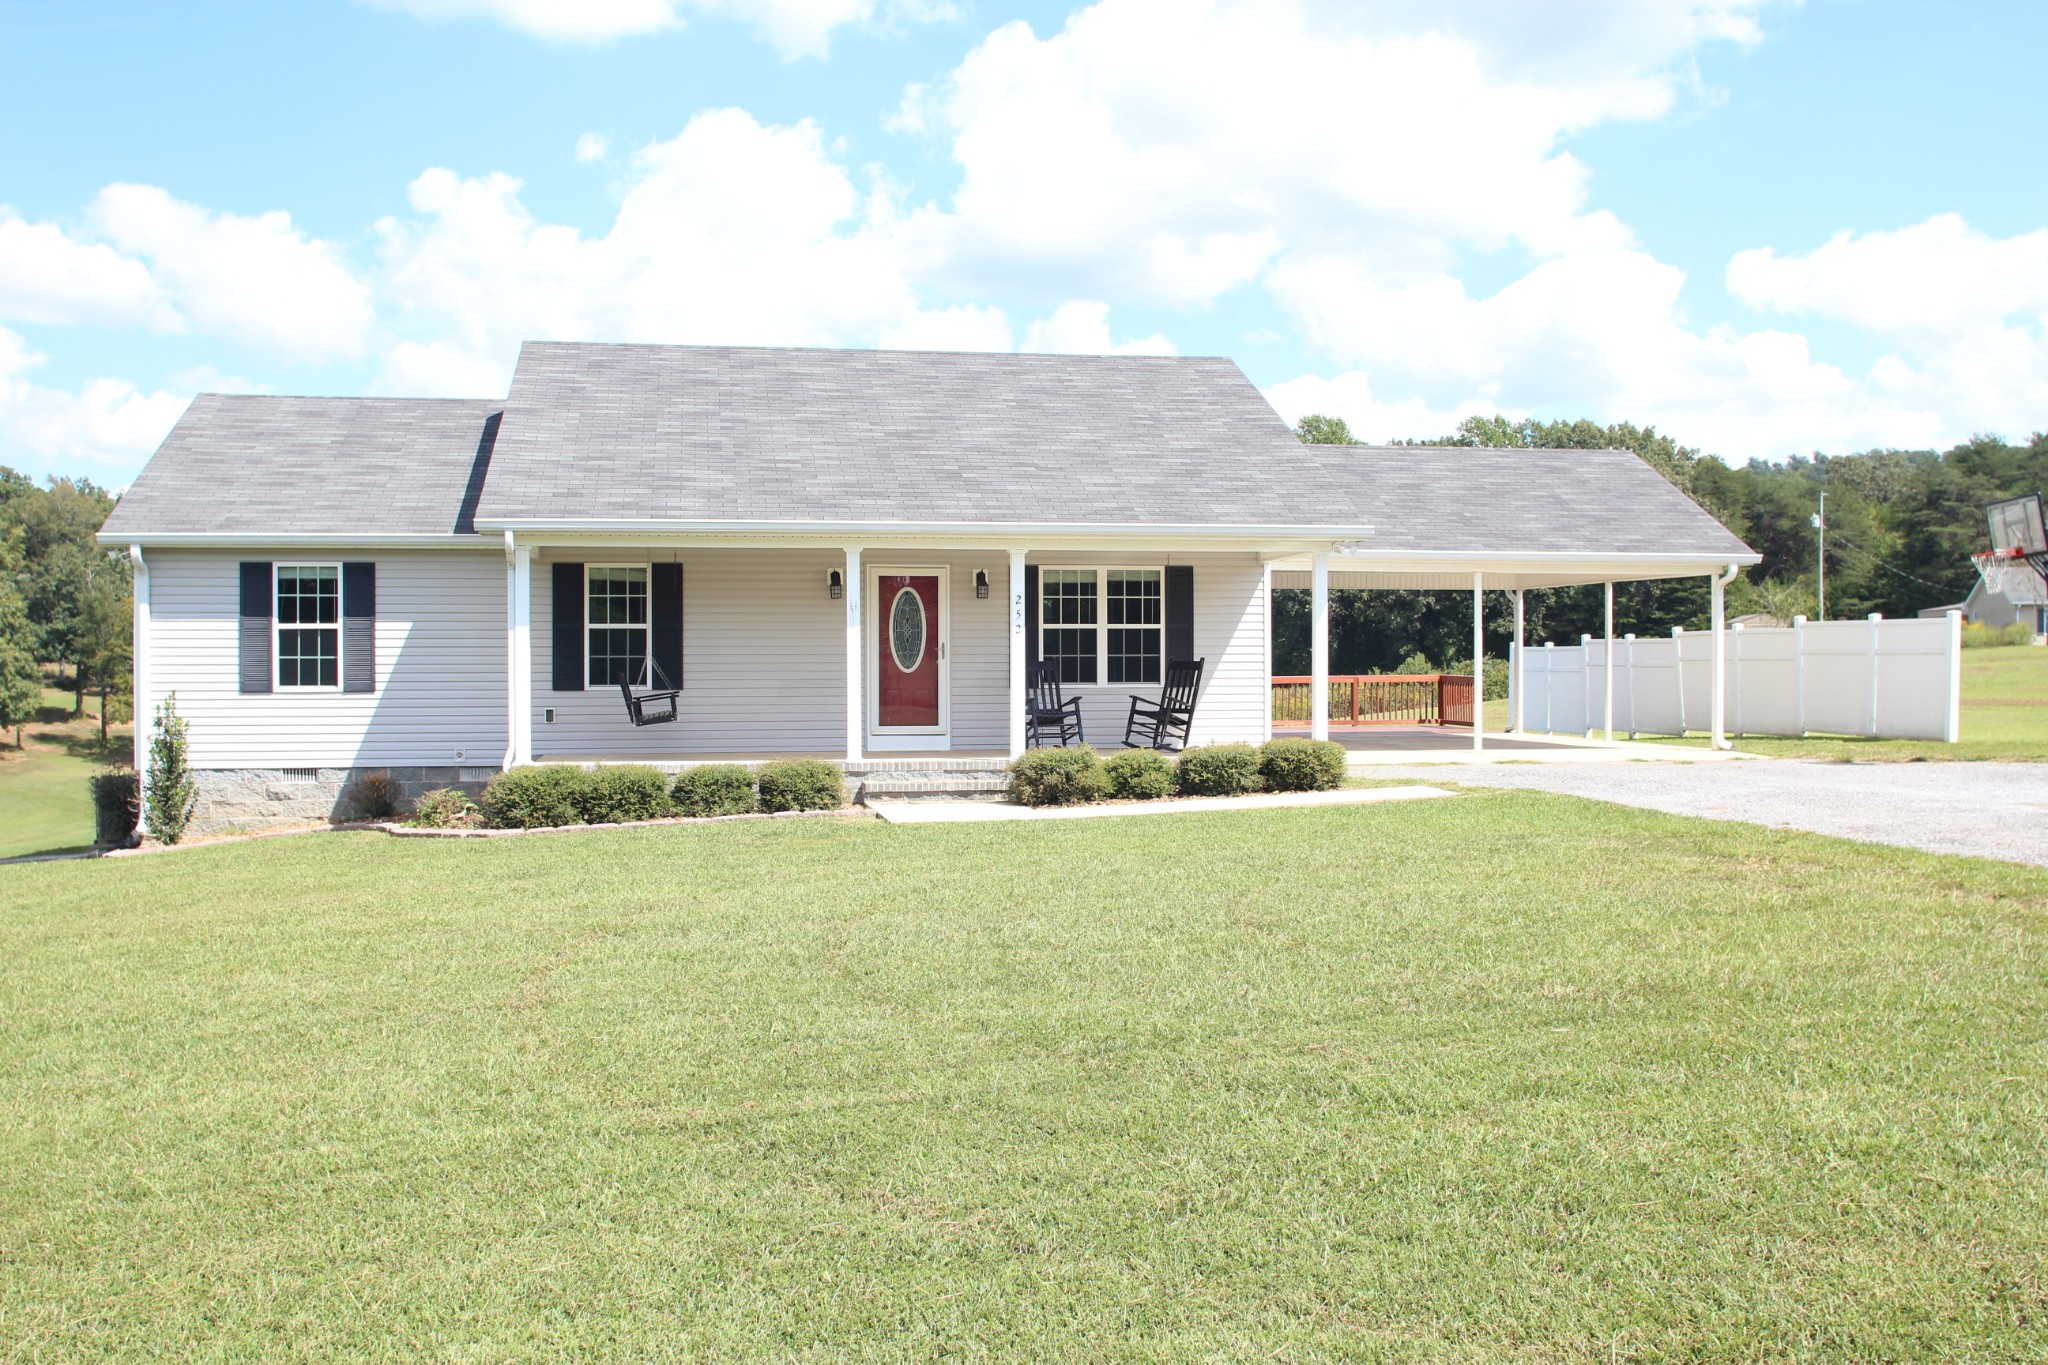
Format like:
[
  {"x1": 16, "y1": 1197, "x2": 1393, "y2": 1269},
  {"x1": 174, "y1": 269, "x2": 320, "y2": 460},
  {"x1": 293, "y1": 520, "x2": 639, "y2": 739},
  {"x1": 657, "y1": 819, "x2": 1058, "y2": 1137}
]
[
  {"x1": 1259, "y1": 738, "x2": 1348, "y2": 792},
  {"x1": 90, "y1": 769, "x2": 140, "y2": 846},
  {"x1": 407, "y1": 787, "x2": 481, "y2": 829},
  {"x1": 346, "y1": 771, "x2": 401, "y2": 820},
  {"x1": 1008, "y1": 745, "x2": 1106, "y2": 806},
  {"x1": 756, "y1": 758, "x2": 846, "y2": 813},
  {"x1": 481, "y1": 764, "x2": 593, "y2": 829},
  {"x1": 143, "y1": 692, "x2": 198, "y2": 844},
  {"x1": 1175, "y1": 743, "x2": 1262, "y2": 797},
  {"x1": 672, "y1": 764, "x2": 757, "y2": 818},
  {"x1": 580, "y1": 765, "x2": 673, "y2": 824},
  {"x1": 1102, "y1": 747, "x2": 1175, "y2": 801}
]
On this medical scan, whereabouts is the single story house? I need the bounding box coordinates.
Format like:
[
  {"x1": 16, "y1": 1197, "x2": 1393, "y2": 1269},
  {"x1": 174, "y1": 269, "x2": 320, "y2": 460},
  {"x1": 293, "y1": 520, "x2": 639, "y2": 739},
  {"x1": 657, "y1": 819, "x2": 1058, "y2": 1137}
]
[
  {"x1": 1918, "y1": 568, "x2": 2048, "y2": 638},
  {"x1": 100, "y1": 342, "x2": 1758, "y2": 829}
]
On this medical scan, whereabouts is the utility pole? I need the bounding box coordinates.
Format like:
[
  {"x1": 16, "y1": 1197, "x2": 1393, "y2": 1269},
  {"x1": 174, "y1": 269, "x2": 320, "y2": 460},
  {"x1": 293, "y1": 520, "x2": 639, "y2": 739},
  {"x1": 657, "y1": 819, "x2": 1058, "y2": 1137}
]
[{"x1": 1811, "y1": 492, "x2": 1827, "y2": 621}]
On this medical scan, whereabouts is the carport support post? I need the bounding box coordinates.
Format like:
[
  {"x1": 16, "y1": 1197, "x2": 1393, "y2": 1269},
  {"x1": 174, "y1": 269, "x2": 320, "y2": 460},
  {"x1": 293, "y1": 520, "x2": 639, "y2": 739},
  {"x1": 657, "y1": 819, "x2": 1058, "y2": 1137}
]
[
  {"x1": 1511, "y1": 588, "x2": 1525, "y2": 732},
  {"x1": 1007, "y1": 549, "x2": 1027, "y2": 759},
  {"x1": 1311, "y1": 552, "x2": 1330, "y2": 742},
  {"x1": 844, "y1": 546, "x2": 863, "y2": 763},
  {"x1": 1711, "y1": 564, "x2": 1733, "y2": 750},
  {"x1": 1603, "y1": 580, "x2": 1615, "y2": 743},
  {"x1": 1472, "y1": 572, "x2": 1484, "y2": 753}
]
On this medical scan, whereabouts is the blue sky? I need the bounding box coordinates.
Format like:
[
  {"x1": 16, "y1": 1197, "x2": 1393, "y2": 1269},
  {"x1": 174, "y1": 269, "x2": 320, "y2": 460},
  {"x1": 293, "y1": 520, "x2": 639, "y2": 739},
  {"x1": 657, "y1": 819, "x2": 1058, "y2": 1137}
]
[{"x1": 1, "y1": 0, "x2": 2043, "y2": 484}]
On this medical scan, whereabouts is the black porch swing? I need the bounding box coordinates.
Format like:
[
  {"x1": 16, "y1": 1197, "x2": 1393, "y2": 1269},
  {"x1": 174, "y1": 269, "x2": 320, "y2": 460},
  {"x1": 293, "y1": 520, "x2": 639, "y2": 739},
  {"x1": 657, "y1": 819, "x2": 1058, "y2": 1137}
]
[{"x1": 618, "y1": 655, "x2": 681, "y2": 726}]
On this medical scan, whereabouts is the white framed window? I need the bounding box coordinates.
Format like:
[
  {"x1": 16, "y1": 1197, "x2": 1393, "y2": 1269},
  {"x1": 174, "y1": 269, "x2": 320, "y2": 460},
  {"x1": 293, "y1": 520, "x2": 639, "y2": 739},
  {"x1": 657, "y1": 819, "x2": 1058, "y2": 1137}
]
[
  {"x1": 587, "y1": 564, "x2": 649, "y2": 687},
  {"x1": 275, "y1": 563, "x2": 341, "y2": 689},
  {"x1": 1040, "y1": 567, "x2": 1162, "y2": 686}
]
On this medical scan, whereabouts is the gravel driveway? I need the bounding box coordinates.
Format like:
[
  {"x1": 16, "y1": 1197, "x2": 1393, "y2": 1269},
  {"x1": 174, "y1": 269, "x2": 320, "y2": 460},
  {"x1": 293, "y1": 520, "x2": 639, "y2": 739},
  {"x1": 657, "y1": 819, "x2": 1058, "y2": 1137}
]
[{"x1": 1365, "y1": 759, "x2": 2048, "y2": 867}]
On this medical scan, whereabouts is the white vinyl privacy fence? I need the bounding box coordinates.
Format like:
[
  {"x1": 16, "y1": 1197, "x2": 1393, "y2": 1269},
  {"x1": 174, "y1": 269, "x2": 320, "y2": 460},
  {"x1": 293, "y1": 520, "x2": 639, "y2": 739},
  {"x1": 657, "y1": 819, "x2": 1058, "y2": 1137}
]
[{"x1": 1512, "y1": 613, "x2": 1963, "y2": 742}]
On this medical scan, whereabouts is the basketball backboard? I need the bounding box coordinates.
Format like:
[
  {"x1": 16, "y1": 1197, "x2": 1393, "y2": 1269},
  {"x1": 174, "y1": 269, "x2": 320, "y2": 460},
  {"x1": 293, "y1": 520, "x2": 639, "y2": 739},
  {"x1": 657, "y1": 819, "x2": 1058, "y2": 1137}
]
[{"x1": 1986, "y1": 494, "x2": 2048, "y2": 555}]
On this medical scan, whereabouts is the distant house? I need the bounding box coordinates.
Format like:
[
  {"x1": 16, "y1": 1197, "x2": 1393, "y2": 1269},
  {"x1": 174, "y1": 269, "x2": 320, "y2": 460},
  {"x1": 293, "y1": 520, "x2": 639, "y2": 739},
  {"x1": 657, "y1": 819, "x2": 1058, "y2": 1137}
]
[
  {"x1": 1919, "y1": 565, "x2": 2048, "y2": 637},
  {"x1": 100, "y1": 342, "x2": 1757, "y2": 830}
]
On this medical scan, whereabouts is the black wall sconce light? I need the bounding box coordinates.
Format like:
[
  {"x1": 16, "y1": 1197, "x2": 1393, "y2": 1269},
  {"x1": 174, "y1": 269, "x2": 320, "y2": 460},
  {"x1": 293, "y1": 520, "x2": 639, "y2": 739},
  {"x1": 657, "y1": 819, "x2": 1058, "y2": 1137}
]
[
  {"x1": 828, "y1": 568, "x2": 843, "y2": 600},
  {"x1": 974, "y1": 570, "x2": 990, "y2": 599}
]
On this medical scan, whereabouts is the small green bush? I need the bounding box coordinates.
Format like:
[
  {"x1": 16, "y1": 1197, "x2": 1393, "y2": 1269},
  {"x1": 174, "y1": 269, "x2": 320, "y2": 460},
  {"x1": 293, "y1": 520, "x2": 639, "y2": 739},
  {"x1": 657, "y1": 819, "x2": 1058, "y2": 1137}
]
[
  {"x1": 756, "y1": 758, "x2": 846, "y2": 812},
  {"x1": 1259, "y1": 738, "x2": 1348, "y2": 792},
  {"x1": 1008, "y1": 745, "x2": 1106, "y2": 806},
  {"x1": 481, "y1": 764, "x2": 593, "y2": 829},
  {"x1": 90, "y1": 769, "x2": 140, "y2": 846},
  {"x1": 346, "y1": 771, "x2": 401, "y2": 820},
  {"x1": 580, "y1": 765, "x2": 674, "y2": 824},
  {"x1": 1102, "y1": 747, "x2": 1175, "y2": 800},
  {"x1": 1962, "y1": 621, "x2": 2035, "y2": 648},
  {"x1": 672, "y1": 764, "x2": 757, "y2": 818},
  {"x1": 1175, "y1": 743, "x2": 1262, "y2": 796},
  {"x1": 407, "y1": 788, "x2": 481, "y2": 829},
  {"x1": 143, "y1": 692, "x2": 198, "y2": 844}
]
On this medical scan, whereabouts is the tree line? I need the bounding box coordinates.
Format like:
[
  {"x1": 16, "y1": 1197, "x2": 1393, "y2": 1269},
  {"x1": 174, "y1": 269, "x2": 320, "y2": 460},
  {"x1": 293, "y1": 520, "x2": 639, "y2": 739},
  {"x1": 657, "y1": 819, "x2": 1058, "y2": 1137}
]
[
  {"x1": 1277, "y1": 414, "x2": 2048, "y2": 676},
  {"x1": 0, "y1": 469, "x2": 130, "y2": 746}
]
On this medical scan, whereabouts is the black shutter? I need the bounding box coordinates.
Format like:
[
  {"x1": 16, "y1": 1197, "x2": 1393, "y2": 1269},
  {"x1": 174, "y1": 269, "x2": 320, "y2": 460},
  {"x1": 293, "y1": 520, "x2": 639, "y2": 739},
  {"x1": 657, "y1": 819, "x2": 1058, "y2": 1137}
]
[
  {"x1": 552, "y1": 562, "x2": 584, "y2": 691},
  {"x1": 1165, "y1": 564, "x2": 1195, "y2": 663},
  {"x1": 239, "y1": 562, "x2": 272, "y2": 694},
  {"x1": 1024, "y1": 564, "x2": 1039, "y2": 664},
  {"x1": 342, "y1": 562, "x2": 375, "y2": 693},
  {"x1": 651, "y1": 562, "x2": 683, "y2": 689}
]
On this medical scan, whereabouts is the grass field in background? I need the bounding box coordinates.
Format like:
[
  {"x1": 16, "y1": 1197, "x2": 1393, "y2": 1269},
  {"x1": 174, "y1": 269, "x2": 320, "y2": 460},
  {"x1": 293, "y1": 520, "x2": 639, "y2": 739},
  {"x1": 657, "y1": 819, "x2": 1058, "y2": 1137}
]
[
  {"x1": 4, "y1": 797, "x2": 2045, "y2": 1358},
  {"x1": 0, "y1": 687, "x2": 130, "y2": 860}
]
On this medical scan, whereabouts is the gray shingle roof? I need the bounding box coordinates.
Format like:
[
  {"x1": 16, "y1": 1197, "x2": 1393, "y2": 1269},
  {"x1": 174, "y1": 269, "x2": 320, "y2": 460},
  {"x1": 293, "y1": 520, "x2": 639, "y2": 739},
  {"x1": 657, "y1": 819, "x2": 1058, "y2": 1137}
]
[
  {"x1": 478, "y1": 342, "x2": 1363, "y2": 528},
  {"x1": 101, "y1": 396, "x2": 503, "y2": 538},
  {"x1": 102, "y1": 343, "x2": 1753, "y2": 562}
]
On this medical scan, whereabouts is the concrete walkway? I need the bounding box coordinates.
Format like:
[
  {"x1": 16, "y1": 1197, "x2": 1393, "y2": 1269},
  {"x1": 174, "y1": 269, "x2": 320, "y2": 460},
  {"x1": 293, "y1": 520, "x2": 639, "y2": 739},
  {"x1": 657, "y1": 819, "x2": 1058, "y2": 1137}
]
[
  {"x1": 1361, "y1": 759, "x2": 2048, "y2": 868},
  {"x1": 867, "y1": 784, "x2": 1455, "y2": 824}
]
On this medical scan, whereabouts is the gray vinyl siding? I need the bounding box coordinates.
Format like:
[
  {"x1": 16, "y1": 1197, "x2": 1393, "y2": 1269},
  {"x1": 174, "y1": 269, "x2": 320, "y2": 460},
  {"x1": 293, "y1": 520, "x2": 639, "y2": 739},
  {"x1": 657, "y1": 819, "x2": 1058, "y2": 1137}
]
[
  {"x1": 531, "y1": 548, "x2": 1267, "y2": 757},
  {"x1": 144, "y1": 548, "x2": 508, "y2": 768}
]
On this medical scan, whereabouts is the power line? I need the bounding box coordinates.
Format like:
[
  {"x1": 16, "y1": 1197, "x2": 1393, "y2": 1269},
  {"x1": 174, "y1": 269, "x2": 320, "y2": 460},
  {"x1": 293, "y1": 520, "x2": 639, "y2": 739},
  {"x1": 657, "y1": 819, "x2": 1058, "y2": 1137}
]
[{"x1": 1826, "y1": 536, "x2": 1976, "y2": 596}]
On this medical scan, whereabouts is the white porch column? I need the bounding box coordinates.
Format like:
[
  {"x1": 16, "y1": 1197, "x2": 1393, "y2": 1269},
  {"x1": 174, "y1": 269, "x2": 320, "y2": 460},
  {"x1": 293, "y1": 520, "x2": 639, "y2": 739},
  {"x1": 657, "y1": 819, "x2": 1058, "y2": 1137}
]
[
  {"x1": 1471, "y1": 572, "x2": 1484, "y2": 753},
  {"x1": 1261, "y1": 561, "x2": 1275, "y2": 744},
  {"x1": 128, "y1": 545, "x2": 149, "y2": 784},
  {"x1": 1511, "y1": 587, "x2": 1525, "y2": 733},
  {"x1": 511, "y1": 537, "x2": 533, "y2": 768},
  {"x1": 1007, "y1": 549, "x2": 1027, "y2": 758},
  {"x1": 1603, "y1": 580, "x2": 1615, "y2": 743},
  {"x1": 1710, "y1": 566, "x2": 1730, "y2": 750},
  {"x1": 844, "y1": 546, "x2": 863, "y2": 763},
  {"x1": 1310, "y1": 552, "x2": 1330, "y2": 741}
]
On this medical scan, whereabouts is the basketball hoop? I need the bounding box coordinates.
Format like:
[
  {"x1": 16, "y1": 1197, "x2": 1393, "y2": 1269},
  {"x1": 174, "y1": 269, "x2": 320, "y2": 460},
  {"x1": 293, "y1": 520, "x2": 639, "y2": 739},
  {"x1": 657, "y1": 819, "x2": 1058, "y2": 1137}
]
[{"x1": 1975, "y1": 546, "x2": 2048, "y2": 601}]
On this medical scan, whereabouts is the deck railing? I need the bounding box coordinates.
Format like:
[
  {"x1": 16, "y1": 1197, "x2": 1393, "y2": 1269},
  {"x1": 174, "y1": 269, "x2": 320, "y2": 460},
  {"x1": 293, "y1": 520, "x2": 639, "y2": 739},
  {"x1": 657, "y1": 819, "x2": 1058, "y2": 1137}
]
[{"x1": 1272, "y1": 674, "x2": 1475, "y2": 728}]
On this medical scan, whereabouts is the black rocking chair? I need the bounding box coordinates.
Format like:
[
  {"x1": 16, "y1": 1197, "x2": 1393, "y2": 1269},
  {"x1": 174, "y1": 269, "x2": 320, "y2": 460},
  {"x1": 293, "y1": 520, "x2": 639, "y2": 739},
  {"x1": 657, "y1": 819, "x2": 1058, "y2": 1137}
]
[
  {"x1": 1123, "y1": 658, "x2": 1204, "y2": 751},
  {"x1": 1025, "y1": 662, "x2": 1086, "y2": 748},
  {"x1": 617, "y1": 659, "x2": 681, "y2": 727}
]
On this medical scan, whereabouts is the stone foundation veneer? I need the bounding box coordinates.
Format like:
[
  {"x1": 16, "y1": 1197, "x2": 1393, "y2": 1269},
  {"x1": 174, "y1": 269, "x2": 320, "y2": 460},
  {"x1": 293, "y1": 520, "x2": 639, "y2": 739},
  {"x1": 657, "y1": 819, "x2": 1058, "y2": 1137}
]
[{"x1": 189, "y1": 766, "x2": 500, "y2": 836}]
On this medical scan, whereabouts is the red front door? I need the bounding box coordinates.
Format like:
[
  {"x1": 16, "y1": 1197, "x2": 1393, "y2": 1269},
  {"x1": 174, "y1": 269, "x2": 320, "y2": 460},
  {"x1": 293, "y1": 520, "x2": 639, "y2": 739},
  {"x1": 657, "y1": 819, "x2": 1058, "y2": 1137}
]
[{"x1": 876, "y1": 573, "x2": 941, "y2": 728}]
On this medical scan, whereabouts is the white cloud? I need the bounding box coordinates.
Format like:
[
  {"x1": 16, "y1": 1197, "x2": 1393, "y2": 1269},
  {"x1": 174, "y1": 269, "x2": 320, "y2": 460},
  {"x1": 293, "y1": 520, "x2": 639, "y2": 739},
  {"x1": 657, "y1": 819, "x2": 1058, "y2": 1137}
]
[
  {"x1": 0, "y1": 214, "x2": 176, "y2": 331},
  {"x1": 371, "y1": 108, "x2": 931, "y2": 388},
  {"x1": 88, "y1": 184, "x2": 374, "y2": 364},
  {"x1": 362, "y1": 0, "x2": 951, "y2": 59},
  {"x1": 876, "y1": 303, "x2": 1012, "y2": 352},
  {"x1": 1021, "y1": 300, "x2": 1175, "y2": 356},
  {"x1": 891, "y1": 0, "x2": 1764, "y2": 306},
  {"x1": 0, "y1": 327, "x2": 187, "y2": 474},
  {"x1": 574, "y1": 132, "x2": 611, "y2": 163}
]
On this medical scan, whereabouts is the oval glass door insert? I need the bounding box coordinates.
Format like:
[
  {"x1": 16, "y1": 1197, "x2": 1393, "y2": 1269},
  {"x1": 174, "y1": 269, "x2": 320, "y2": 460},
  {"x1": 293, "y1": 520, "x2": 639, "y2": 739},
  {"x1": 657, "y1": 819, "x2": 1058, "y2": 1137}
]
[{"x1": 889, "y1": 587, "x2": 927, "y2": 673}]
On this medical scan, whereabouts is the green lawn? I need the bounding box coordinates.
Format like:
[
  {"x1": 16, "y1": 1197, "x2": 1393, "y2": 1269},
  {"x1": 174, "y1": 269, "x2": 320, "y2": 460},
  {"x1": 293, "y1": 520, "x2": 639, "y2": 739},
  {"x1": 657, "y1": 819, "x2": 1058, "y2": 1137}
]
[
  {"x1": 0, "y1": 687, "x2": 130, "y2": 859},
  {"x1": 4, "y1": 800, "x2": 2045, "y2": 1358}
]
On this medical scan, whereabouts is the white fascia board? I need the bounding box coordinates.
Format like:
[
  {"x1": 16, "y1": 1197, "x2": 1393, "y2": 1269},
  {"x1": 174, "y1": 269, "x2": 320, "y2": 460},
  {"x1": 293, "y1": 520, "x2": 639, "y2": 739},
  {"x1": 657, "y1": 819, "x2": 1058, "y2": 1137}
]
[
  {"x1": 483, "y1": 521, "x2": 1371, "y2": 555},
  {"x1": 1269, "y1": 549, "x2": 1760, "y2": 573},
  {"x1": 476, "y1": 516, "x2": 1374, "y2": 537},
  {"x1": 95, "y1": 532, "x2": 494, "y2": 549}
]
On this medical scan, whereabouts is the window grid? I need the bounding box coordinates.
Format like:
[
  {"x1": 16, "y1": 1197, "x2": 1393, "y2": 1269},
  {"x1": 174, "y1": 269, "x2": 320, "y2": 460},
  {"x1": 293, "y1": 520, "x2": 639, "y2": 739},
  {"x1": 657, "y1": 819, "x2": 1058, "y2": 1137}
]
[
  {"x1": 587, "y1": 566, "x2": 650, "y2": 687},
  {"x1": 1039, "y1": 568, "x2": 1163, "y2": 686},
  {"x1": 276, "y1": 564, "x2": 340, "y2": 689}
]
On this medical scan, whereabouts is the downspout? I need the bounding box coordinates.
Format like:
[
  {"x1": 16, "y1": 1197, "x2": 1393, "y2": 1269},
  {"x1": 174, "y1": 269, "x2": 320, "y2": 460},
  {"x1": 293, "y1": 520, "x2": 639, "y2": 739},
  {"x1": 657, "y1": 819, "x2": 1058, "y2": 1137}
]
[{"x1": 128, "y1": 544, "x2": 148, "y2": 789}]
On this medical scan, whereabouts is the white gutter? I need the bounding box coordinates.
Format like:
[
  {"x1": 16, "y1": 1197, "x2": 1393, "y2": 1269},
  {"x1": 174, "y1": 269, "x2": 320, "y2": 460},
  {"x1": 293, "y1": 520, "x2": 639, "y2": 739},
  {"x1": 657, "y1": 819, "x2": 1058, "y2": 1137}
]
[
  {"x1": 95, "y1": 532, "x2": 491, "y2": 548},
  {"x1": 475, "y1": 517, "x2": 1377, "y2": 538}
]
